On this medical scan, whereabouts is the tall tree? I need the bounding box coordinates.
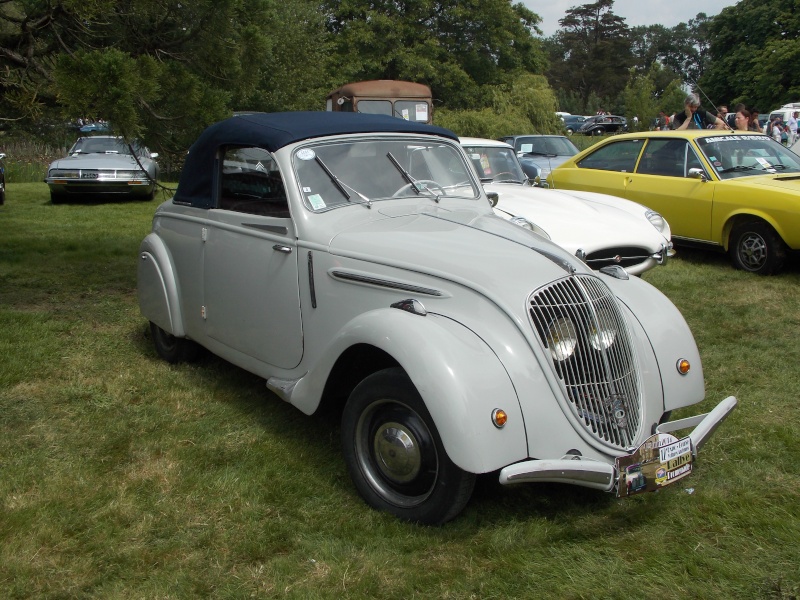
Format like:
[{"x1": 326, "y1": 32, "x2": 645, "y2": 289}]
[
  {"x1": 0, "y1": 0, "x2": 332, "y2": 157},
  {"x1": 545, "y1": 0, "x2": 633, "y2": 110},
  {"x1": 321, "y1": 0, "x2": 549, "y2": 110},
  {"x1": 701, "y1": 0, "x2": 800, "y2": 111}
]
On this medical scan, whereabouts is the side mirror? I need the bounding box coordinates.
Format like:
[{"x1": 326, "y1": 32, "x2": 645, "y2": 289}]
[
  {"x1": 487, "y1": 191, "x2": 499, "y2": 207},
  {"x1": 150, "y1": 152, "x2": 159, "y2": 159},
  {"x1": 688, "y1": 168, "x2": 706, "y2": 181}
]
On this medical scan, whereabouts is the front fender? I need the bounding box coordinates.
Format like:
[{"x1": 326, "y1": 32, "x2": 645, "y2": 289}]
[
  {"x1": 137, "y1": 233, "x2": 185, "y2": 337},
  {"x1": 293, "y1": 307, "x2": 529, "y2": 474},
  {"x1": 602, "y1": 273, "x2": 705, "y2": 412}
]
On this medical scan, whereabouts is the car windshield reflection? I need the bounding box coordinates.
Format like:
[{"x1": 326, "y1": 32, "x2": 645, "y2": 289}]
[
  {"x1": 294, "y1": 138, "x2": 480, "y2": 211},
  {"x1": 697, "y1": 134, "x2": 800, "y2": 179},
  {"x1": 460, "y1": 145, "x2": 527, "y2": 184}
]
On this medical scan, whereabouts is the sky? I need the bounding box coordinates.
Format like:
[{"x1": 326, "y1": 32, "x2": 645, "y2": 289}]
[{"x1": 525, "y1": 0, "x2": 737, "y2": 37}]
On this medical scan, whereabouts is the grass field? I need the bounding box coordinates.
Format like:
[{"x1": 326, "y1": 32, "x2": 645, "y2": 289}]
[{"x1": 1, "y1": 183, "x2": 798, "y2": 599}]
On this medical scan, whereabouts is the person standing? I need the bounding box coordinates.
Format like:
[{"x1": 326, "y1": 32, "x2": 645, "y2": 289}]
[
  {"x1": 768, "y1": 116, "x2": 784, "y2": 144},
  {"x1": 672, "y1": 93, "x2": 726, "y2": 130},
  {"x1": 788, "y1": 111, "x2": 798, "y2": 147},
  {"x1": 748, "y1": 110, "x2": 762, "y2": 132},
  {"x1": 734, "y1": 109, "x2": 751, "y2": 131}
]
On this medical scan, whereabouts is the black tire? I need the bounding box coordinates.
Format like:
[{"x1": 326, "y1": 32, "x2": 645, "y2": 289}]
[
  {"x1": 341, "y1": 368, "x2": 475, "y2": 525},
  {"x1": 50, "y1": 192, "x2": 67, "y2": 204},
  {"x1": 149, "y1": 321, "x2": 200, "y2": 364},
  {"x1": 729, "y1": 221, "x2": 786, "y2": 275}
]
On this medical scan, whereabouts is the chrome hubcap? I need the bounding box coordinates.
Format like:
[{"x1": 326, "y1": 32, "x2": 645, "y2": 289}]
[
  {"x1": 373, "y1": 423, "x2": 421, "y2": 484},
  {"x1": 739, "y1": 233, "x2": 767, "y2": 269}
]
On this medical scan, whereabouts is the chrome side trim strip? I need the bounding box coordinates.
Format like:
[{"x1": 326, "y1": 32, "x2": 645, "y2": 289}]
[{"x1": 329, "y1": 269, "x2": 445, "y2": 297}]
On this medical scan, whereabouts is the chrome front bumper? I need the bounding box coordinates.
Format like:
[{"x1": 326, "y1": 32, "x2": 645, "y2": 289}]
[{"x1": 498, "y1": 396, "x2": 738, "y2": 493}]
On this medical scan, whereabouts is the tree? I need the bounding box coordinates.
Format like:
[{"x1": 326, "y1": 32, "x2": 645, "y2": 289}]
[
  {"x1": 545, "y1": 0, "x2": 633, "y2": 111},
  {"x1": 700, "y1": 0, "x2": 800, "y2": 111},
  {"x1": 0, "y1": 0, "x2": 332, "y2": 159},
  {"x1": 321, "y1": 0, "x2": 550, "y2": 110}
]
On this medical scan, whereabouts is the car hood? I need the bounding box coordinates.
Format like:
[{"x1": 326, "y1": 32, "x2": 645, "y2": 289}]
[
  {"x1": 520, "y1": 155, "x2": 571, "y2": 174},
  {"x1": 49, "y1": 154, "x2": 147, "y2": 170},
  {"x1": 327, "y1": 203, "x2": 585, "y2": 298},
  {"x1": 484, "y1": 184, "x2": 668, "y2": 254},
  {"x1": 735, "y1": 173, "x2": 800, "y2": 192}
]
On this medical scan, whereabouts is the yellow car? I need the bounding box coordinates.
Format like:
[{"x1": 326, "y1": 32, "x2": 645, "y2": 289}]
[{"x1": 548, "y1": 130, "x2": 800, "y2": 274}]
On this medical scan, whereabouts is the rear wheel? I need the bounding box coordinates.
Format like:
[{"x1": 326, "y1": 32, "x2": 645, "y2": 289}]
[
  {"x1": 149, "y1": 322, "x2": 200, "y2": 363},
  {"x1": 341, "y1": 368, "x2": 475, "y2": 525},
  {"x1": 729, "y1": 221, "x2": 786, "y2": 275}
]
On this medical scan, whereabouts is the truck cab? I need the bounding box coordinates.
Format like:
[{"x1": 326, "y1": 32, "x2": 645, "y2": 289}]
[{"x1": 326, "y1": 80, "x2": 433, "y2": 124}]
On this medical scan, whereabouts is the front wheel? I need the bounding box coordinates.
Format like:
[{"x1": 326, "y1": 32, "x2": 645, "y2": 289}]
[
  {"x1": 729, "y1": 221, "x2": 786, "y2": 275},
  {"x1": 149, "y1": 322, "x2": 200, "y2": 364},
  {"x1": 341, "y1": 368, "x2": 475, "y2": 525}
]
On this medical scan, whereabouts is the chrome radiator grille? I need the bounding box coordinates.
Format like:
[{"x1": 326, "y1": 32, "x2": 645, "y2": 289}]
[{"x1": 528, "y1": 274, "x2": 642, "y2": 448}]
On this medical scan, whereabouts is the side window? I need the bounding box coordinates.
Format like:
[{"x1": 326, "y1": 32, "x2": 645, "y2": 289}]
[
  {"x1": 219, "y1": 147, "x2": 289, "y2": 217},
  {"x1": 637, "y1": 139, "x2": 689, "y2": 177},
  {"x1": 577, "y1": 139, "x2": 645, "y2": 172}
]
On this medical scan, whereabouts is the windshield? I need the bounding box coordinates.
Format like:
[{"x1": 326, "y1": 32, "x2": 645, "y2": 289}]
[
  {"x1": 69, "y1": 138, "x2": 138, "y2": 155},
  {"x1": 697, "y1": 134, "x2": 800, "y2": 179},
  {"x1": 460, "y1": 145, "x2": 527, "y2": 184},
  {"x1": 293, "y1": 137, "x2": 480, "y2": 211},
  {"x1": 516, "y1": 137, "x2": 578, "y2": 157}
]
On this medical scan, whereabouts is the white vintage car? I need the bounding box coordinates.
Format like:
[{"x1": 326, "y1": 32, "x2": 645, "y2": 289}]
[
  {"x1": 460, "y1": 138, "x2": 673, "y2": 275},
  {"x1": 45, "y1": 135, "x2": 160, "y2": 203},
  {"x1": 138, "y1": 112, "x2": 736, "y2": 524}
]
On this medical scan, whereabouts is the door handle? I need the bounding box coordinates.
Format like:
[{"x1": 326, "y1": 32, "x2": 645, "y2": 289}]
[{"x1": 273, "y1": 244, "x2": 292, "y2": 254}]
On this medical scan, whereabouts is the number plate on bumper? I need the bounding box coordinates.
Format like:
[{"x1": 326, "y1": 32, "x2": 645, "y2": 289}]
[{"x1": 615, "y1": 433, "x2": 693, "y2": 498}]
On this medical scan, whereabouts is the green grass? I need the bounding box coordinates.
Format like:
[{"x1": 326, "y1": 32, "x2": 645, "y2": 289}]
[{"x1": 1, "y1": 184, "x2": 799, "y2": 599}]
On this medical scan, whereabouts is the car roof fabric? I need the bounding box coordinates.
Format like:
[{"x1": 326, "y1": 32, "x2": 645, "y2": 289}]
[{"x1": 175, "y1": 111, "x2": 458, "y2": 207}]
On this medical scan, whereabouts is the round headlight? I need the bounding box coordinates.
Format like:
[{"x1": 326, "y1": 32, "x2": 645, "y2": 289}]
[
  {"x1": 645, "y1": 210, "x2": 669, "y2": 236},
  {"x1": 545, "y1": 317, "x2": 578, "y2": 362},
  {"x1": 589, "y1": 310, "x2": 617, "y2": 351}
]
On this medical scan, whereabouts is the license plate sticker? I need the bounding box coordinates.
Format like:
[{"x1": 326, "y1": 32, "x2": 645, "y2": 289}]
[{"x1": 615, "y1": 433, "x2": 693, "y2": 498}]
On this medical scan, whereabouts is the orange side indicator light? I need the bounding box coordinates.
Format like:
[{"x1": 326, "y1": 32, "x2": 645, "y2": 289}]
[{"x1": 492, "y1": 408, "x2": 508, "y2": 428}]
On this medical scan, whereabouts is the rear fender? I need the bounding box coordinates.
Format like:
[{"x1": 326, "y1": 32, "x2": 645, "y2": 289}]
[{"x1": 137, "y1": 233, "x2": 185, "y2": 337}]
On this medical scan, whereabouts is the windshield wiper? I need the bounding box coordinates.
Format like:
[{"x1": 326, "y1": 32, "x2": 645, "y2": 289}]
[
  {"x1": 315, "y1": 156, "x2": 371, "y2": 207},
  {"x1": 386, "y1": 152, "x2": 441, "y2": 202},
  {"x1": 719, "y1": 164, "x2": 759, "y2": 173},
  {"x1": 523, "y1": 151, "x2": 557, "y2": 157}
]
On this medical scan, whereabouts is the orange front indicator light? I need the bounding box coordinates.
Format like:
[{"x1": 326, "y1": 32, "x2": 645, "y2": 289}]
[
  {"x1": 676, "y1": 359, "x2": 691, "y2": 375},
  {"x1": 492, "y1": 408, "x2": 508, "y2": 428}
]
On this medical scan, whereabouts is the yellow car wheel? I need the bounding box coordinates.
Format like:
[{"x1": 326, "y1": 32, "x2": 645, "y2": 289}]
[{"x1": 730, "y1": 221, "x2": 786, "y2": 275}]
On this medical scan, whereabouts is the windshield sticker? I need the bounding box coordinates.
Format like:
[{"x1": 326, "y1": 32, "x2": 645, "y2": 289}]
[
  {"x1": 308, "y1": 194, "x2": 326, "y2": 210},
  {"x1": 520, "y1": 144, "x2": 533, "y2": 153},
  {"x1": 401, "y1": 109, "x2": 410, "y2": 121},
  {"x1": 755, "y1": 157, "x2": 774, "y2": 170},
  {"x1": 416, "y1": 104, "x2": 428, "y2": 122},
  {"x1": 296, "y1": 148, "x2": 316, "y2": 161}
]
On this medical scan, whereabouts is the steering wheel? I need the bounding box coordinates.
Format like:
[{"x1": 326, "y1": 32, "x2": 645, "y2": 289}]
[
  {"x1": 392, "y1": 180, "x2": 447, "y2": 197},
  {"x1": 492, "y1": 172, "x2": 515, "y2": 181}
]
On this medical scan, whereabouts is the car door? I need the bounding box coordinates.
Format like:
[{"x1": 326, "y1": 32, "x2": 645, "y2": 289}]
[
  {"x1": 551, "y1": 138, "x2": 644, "y2": 195},
  {"x1": 203, "y1": 146, "x2": 303, "y2": 369},
  {"x1": 626, "y1": 138, "x2": 715, "y2": 243}
]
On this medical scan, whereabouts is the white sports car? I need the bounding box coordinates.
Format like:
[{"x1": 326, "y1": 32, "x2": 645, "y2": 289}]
[{"x1": 461, "y1": 137, "x2": 673, "y2": 275}]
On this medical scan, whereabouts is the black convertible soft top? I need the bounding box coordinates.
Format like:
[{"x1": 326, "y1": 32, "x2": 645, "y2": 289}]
[{"x1": 174, "y1": 111, "x2": 457, "y2": 207}]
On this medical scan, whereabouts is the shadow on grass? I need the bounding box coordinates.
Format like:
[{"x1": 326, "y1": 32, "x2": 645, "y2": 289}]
[
  {"x1": 673, "y1": 243, "x2": 800, "y2": 274},
  {"x1": 131, "y1": 323, "x2": 655, "y2": 529}
]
